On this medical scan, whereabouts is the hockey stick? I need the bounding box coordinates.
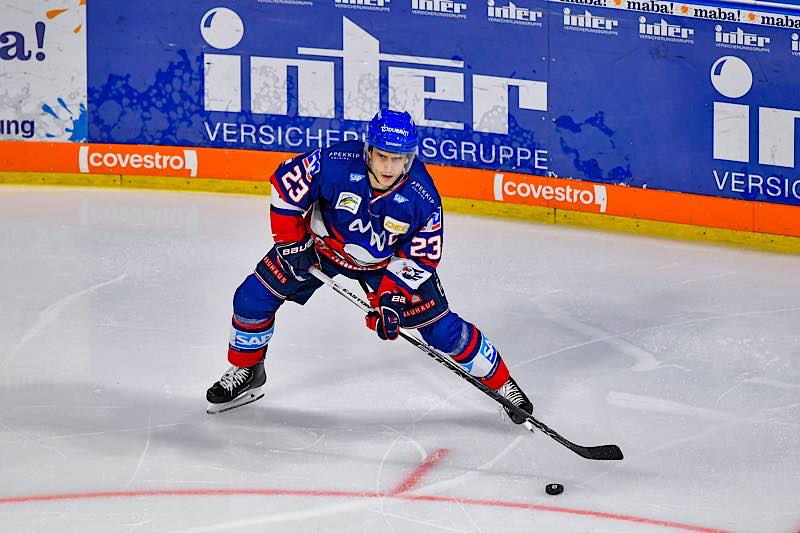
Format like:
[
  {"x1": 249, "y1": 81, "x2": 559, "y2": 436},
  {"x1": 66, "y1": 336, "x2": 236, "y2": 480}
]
[{"x1": 309, "y1": 266, "x2": 623, "y2": 461}]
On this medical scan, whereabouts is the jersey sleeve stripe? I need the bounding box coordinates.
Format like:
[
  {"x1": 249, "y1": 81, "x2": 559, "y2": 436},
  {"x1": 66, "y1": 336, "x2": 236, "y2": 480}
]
[
  {"x1": 270, "y1": 191, "x2": 304, "y2": 213},
  {"x1": 271, "y1": 205, "x2": 304, "y2": 217}
]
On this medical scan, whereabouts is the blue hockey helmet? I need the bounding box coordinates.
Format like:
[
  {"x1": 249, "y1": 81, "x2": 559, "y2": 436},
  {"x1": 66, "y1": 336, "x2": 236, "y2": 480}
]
[
  {"x1": 364, "y1": 109, "x2": 418, "y2": 177},
  {"x1": 366, "y1": 109, "x2": 418, "y2": 155}
]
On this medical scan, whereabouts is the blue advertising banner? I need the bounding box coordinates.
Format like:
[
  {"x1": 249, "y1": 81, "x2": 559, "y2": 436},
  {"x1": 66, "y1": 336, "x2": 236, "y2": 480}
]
[
  {"x1": 86, "y1": 0, "x2": 800, "y2": 206},
  {"x1": 548, "y1": 0, "x2": 800, "y2": 205}
]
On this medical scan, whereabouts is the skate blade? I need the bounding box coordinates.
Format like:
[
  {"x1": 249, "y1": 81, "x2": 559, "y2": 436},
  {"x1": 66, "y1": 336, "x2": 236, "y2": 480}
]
[{"x1": 206, "y1": 386, "x2": 265, "y2": 415}]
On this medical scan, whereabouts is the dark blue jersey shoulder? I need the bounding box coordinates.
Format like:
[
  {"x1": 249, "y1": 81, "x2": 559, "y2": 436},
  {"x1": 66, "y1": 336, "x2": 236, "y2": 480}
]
[{"x1": 403, "y1": 158, "x2": 441, "y2": 220}]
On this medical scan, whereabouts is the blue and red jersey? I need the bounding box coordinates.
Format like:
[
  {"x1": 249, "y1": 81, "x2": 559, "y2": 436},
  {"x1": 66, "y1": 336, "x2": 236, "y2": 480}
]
[{"x1": 269, "y1": 140, "x2": 444, "y2": 294}]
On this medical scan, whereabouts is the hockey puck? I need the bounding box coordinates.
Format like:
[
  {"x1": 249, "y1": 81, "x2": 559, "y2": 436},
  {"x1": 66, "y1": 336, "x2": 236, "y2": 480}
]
[{"x1": 545, "y1": 483, "x2": 564, "y2": 495}]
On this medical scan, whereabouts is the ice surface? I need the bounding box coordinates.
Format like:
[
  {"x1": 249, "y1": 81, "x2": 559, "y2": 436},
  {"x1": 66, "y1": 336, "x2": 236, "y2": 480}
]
[{"x1": 0, "y1": 187, "x2": 798, "y2": 532}]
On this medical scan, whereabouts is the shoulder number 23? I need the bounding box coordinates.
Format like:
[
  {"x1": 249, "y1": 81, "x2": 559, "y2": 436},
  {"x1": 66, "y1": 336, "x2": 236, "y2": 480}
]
[
  {"x1": 281, "y1": 166, "x2": 309, "y2": 202},
  {"x1": 410, "y1": 235, "x2": 441, "y2": 260}
]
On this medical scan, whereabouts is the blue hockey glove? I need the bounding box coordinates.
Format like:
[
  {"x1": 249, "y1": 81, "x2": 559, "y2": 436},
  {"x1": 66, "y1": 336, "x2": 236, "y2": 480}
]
[
  {"x1": 365, "y1": 292, "x2": 407, "y2": 341},
  {"x1": 275, "y1": 235, "x2": 319, "y2": 281}
]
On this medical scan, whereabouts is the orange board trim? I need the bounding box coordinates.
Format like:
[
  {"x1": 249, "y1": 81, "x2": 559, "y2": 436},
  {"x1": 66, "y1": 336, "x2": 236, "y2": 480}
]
[{"x1": 0, "y1": 140, "x2": 797, "y2": 238}]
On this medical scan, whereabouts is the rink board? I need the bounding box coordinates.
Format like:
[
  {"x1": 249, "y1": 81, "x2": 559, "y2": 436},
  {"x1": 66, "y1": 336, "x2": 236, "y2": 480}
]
[
  {"x1": 81, "y1": 0, "x2": 800, "y2": 207},
  {"x1": 2, "y1": 0, "x2": 800, "y2": 247},
  {"x1": 2, "y1": 140, "x2": 800, "y2": 252}
]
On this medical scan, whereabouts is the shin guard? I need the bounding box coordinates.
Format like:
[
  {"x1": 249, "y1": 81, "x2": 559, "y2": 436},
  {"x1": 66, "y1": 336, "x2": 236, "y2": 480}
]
[
  {"x1": 227, "y1": 314, "x2": 274, "y2": 367},
  {"x1": 419, "y1": 313, "x2": 510, "y2": 390}
]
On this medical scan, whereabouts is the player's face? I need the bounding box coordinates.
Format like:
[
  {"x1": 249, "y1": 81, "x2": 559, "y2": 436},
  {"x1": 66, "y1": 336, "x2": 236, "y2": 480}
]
[{"x1": 367, "y1": 148, "x2": 408, "y2": 191}]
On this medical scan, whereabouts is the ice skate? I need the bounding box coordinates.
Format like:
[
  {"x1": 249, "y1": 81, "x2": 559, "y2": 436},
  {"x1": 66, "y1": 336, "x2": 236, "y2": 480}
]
[
  {"x1": 499, "y1": 377, "x2": 533, "y2": 424},
  {"x1": 206, "y1": 362, "x2": 266, "y2": 414}
]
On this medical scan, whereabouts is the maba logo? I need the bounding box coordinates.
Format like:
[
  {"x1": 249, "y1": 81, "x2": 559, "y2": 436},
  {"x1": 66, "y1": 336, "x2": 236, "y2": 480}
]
[
  {"x1": 0, "y1": 21, "x2": 46, "y2": 62},
  {"x1": 78, "y1": 146, "x2": 198, "y2": 176}
]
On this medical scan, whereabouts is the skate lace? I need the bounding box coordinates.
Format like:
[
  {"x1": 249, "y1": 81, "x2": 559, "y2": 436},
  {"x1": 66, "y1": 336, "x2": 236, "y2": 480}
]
[
  {"x1": 219, "y1": 366, "x2": 250, "y2": 393},
  {"x1": 503, "y1": 380, "x2": 526, "y2": 407}
]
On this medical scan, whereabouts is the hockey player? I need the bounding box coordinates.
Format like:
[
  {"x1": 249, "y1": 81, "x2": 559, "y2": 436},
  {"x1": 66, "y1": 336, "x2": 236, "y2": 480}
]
[{"x1": 206, "y1": 109, "x2": 534, "y2": 424}]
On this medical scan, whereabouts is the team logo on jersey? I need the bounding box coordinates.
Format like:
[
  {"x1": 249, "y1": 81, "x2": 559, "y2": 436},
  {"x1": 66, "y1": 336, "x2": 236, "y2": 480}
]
[
  {"x1": 302, "y1": 149, "x2": 321, "y2": 176},
  {"x1": 336, "y1": 191, "x2": 362, "y2": 214},
  {"x1": 393, "y1": 194, "x2": 409, "y2": 204},
  {"x1": 383, "y1": 216, "x2": 410, "y2": 234},
  {"x1": 401, "y1": 265, "x2": 426, "y2": 281},
  {"x1": 350, "y1": 173, "x2": 365, "y2": 182},
  {"x1": 421, "y1": 207, "x2": 442, "y2": 233},
  {"x1": 387, "y1": 258, "x2": 432, "y2": 289}
]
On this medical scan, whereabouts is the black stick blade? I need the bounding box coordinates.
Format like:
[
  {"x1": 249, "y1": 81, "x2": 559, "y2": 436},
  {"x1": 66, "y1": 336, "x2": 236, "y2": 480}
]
[
  {"x1": 528, "y1": 419, "x2": 624, "y2": 461},
  {"x1": 569, "y1": 443, "x2": 624, "y2": 461}
]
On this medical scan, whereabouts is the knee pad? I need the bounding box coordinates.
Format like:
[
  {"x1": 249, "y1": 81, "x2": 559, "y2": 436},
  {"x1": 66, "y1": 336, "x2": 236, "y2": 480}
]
[
  {"x1": 419, "y1": 312, "x2": 508, "y2": 388},
  {"x1": 233, "y1": 274, "x2": 284, "y2": 320},
  {"x1": 418, "y1": 311, "x2": 464, "y2": 354}
]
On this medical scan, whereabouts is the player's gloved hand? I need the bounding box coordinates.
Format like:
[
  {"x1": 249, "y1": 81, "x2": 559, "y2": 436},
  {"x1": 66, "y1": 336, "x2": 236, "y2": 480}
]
[
  {"x1": 365, "y1": 292, "x2": 407, "y2": 341},
  {"x1": 275, "y1": 235, "x2": 319, "y2": 281}
]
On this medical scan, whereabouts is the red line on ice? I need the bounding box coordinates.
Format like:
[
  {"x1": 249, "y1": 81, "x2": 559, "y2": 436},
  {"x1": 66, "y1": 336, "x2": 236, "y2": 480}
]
[
  {"x1": 0, "y1": 487, "x2": 734, "y2": 532},
  {"x1": 389, "y1": 447, "x2": 449, "y2": 495}
]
